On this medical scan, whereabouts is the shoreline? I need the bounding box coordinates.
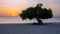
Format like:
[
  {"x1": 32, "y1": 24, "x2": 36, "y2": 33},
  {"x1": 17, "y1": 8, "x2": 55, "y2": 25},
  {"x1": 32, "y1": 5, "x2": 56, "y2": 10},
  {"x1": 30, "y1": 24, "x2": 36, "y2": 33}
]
[{"x1": 0, "y1": 22, "x2": 60, "y2": 24}]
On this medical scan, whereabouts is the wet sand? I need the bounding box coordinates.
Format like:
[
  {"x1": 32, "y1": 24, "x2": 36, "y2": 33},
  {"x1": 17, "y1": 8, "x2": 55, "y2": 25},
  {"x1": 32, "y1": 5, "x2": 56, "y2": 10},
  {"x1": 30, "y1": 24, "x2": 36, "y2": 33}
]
[{"x1": 0, "y1": 23, "x2": 60, "y2": 34}]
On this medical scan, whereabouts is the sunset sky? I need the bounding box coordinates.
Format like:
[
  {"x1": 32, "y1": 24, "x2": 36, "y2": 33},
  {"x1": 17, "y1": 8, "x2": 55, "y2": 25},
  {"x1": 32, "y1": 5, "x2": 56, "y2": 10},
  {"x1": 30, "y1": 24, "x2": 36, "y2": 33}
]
[{"x1": 0, "y1": 0, "x2": 60, "y2": 17}]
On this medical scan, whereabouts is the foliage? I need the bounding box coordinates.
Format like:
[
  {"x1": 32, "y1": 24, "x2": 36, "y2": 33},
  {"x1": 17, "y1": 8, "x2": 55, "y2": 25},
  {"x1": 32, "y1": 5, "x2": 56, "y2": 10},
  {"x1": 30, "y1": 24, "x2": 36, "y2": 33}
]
[{"x1": 20, "y1": 3, "x2": 53, "y2": 20}]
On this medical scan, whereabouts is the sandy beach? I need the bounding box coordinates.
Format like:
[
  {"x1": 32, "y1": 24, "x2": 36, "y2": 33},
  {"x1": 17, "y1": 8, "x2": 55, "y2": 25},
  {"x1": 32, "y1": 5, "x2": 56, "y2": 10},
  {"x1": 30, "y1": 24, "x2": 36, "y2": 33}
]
[{"x1": 0, "y1": 23, "x2": 60, "y2": 34}]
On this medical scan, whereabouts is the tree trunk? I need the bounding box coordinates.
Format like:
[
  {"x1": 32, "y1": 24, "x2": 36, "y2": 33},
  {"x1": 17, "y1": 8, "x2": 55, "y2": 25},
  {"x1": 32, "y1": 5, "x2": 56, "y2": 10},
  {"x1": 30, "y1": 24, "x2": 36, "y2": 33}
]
[{"x1": 36, "y1": 17, "x2": 43, "y2": 25}]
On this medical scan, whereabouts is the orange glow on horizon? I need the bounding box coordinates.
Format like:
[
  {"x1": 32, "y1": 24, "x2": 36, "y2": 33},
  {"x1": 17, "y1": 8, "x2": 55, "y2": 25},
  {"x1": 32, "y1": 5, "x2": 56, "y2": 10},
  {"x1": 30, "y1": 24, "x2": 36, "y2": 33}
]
[
  {"x1": 0, "y1": 6, "x2": 23, "y2": 16},
  {"x1": 0, "y1": 9, "x2": 21, "y2": 16}
]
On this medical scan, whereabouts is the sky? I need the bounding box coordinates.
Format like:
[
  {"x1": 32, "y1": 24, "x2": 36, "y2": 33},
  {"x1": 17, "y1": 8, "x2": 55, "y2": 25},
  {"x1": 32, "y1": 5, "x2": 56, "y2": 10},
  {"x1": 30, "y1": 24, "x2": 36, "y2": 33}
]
[{"x1": 0, "y1": 0, "x2": 60, "y2": 17}]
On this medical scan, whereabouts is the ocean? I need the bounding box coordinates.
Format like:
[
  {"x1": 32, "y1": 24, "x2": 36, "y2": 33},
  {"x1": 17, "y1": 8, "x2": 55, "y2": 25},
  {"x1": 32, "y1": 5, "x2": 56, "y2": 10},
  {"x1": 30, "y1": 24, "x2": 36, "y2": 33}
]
[{"x1": 0, "y1": 16, "x2": 60, "y2": 24}]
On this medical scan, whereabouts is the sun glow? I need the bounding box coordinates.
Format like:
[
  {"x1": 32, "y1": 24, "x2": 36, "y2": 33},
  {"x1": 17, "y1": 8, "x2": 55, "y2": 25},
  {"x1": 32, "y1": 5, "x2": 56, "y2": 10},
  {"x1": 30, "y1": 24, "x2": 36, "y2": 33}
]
[
  {"x1": 0, "y1": 0, "x2": 27, "y2": 17},
  {"x1": 0, "y1": 8, "x2": 21, "y2": 16}
]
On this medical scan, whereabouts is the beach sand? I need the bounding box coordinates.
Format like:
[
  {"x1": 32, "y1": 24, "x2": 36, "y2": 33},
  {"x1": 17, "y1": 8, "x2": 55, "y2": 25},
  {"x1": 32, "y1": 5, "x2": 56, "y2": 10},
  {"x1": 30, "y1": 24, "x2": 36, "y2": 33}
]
[{"x1": 0, "y1": 23, "x2": 60, "y2": 34}]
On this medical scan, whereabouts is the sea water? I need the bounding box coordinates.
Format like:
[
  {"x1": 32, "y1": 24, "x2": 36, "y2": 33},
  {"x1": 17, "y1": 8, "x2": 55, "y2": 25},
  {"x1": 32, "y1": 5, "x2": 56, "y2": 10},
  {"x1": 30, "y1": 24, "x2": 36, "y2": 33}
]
[{"x1": 0, "y1": 16, "x2": 60, "y2": 24}]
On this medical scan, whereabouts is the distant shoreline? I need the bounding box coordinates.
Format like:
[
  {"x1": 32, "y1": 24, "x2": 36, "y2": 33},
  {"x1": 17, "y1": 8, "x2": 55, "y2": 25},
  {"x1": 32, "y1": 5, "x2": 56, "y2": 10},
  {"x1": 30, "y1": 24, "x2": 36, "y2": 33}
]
[{"x1": 0, "y1": 22, "x2": 60, "y2": 25}]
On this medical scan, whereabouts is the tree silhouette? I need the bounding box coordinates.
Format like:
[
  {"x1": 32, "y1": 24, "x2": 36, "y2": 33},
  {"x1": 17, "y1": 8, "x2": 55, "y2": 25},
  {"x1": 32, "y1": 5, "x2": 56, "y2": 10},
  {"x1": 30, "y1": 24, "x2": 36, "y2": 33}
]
[{"x1": 19, "y1": 3, "x2": 53, "y2": 25}]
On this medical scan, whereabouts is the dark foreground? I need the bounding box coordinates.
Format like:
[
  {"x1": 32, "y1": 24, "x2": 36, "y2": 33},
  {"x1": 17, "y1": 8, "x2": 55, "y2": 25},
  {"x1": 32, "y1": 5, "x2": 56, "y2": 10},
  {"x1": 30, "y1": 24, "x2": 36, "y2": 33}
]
[{"x1": 0, "y1": 23, "x2": 60, "y2": 34}]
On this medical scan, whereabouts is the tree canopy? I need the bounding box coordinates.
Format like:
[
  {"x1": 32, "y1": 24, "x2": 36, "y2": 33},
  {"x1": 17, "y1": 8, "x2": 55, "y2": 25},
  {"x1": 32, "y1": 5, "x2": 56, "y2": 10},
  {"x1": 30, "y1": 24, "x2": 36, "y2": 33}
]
[{"x1": 20, "y1": 3, "x2": 53, "y2": 20}]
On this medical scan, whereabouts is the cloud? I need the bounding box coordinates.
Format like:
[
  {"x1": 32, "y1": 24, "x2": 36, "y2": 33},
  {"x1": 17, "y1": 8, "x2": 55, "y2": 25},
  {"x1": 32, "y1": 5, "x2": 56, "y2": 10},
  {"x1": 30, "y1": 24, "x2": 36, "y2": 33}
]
[
  {"x1": 0, "y1": 0, "x2": 60, "y2": 17},
  {"x1": 46, "y1": 0, "x2": 60, "y2": 5}
]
